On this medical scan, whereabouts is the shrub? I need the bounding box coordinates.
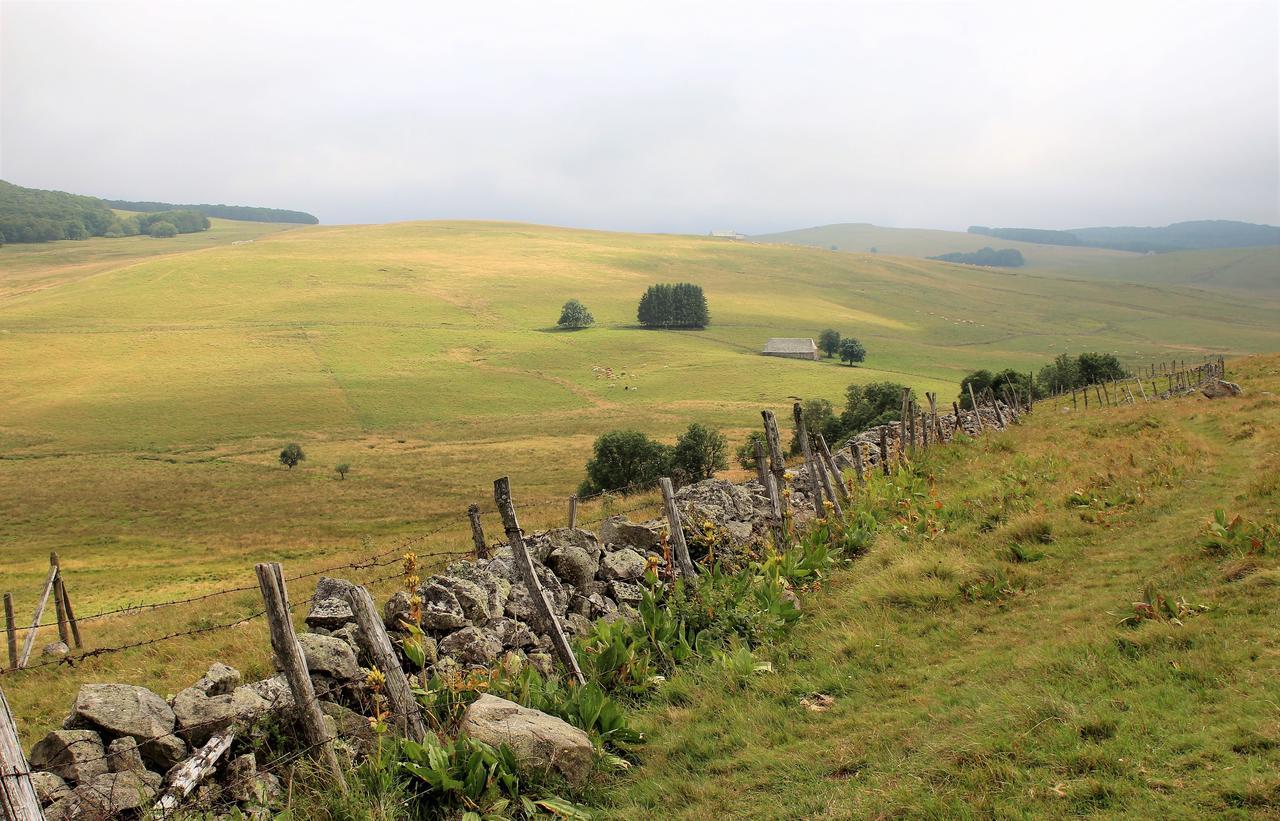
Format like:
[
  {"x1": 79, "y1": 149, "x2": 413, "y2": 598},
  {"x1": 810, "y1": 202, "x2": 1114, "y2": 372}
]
[
  {"x1": 557, "y1": 299, "x2": 594, "y2": 329},
  {"x1": 735, "y1": 431, "x2": 768, "y2": 470},
  {"x1": 581, "y1": 430, "x2": 672, "y2": 494},
  {"x1": 335, "y1": 463, "x2": 350, "y2": 480},
  {"x1": 838, "y1": 337, "x2": 866, "y2": 366},
  {"x1": 147, "y1": 220, "x2": 178, "y2": 238},
  {"x1": 839, "y1": 381, "x2": 911, "y2": 436},
  {"x1": 672, "y1": 423, "x2": 727, "y2": 484},
  {"x1": 278, "y1": 443, "x2": 305, "y2": 469},
  {"x1": 789, "y1": 398, "x2": 836, "y2": 455}
]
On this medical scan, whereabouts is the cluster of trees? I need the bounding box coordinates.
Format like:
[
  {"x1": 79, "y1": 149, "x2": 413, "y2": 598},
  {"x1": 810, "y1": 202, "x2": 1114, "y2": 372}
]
[
  {"x1": 968, "y1": 226, "x2": 1083, "y2": 246},
  {"x1": 970, "y1": 221, "x2": 1279, "y2": 253},
  {"x1": 0, "y1": 181, "x2": 213, "y2": 243},
  {"x1": 958, "y1": 352, "x2": 1128, "y2": 409},
  {"x1": 637, "y1": 283, "x2": 709, "y2": 328},
  {"x1": 279, "y1": 443, "x2": 351, "y2": 480},
  {"x1": 104, "y1": 199, "x2": 319, "y2": 224},
  {"x1": 557, "y1": 299, "x2": 594, "y2": 329},
  {"x1": 818, "y1": 329, "x2": 867, "y2": 365},
  {"x1": 929, "y1": 247, "x2": 1025, "y2": 267},
  {"x1": 580, "y1": 423, "x2": 727, "y2": 494},
  {"x1": 788, "y1": 382, "x2": 915, "y2": 453}
]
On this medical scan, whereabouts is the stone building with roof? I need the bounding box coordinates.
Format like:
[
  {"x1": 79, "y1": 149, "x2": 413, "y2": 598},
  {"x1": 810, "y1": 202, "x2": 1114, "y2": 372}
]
[{"x1": 761, "y1": 338, "x2": 819, "y2": 361}]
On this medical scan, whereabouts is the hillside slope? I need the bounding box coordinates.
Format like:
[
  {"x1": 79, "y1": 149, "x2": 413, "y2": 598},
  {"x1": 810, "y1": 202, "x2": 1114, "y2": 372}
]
[{"x1": 609, "y1": 354, "x2": 1280, "y2": 818}]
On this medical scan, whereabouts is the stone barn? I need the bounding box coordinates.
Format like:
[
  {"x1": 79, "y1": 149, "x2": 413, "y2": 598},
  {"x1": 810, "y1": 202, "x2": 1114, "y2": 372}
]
[{"x1": 762, "y1": 338, "x2": 819, "y2": 361}]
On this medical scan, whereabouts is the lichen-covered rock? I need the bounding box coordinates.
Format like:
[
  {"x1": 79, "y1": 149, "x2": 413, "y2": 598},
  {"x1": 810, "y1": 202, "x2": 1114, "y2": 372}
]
[
  {"x1": 29, "y1": 730, "x2": 108, "y2": 784},
  {"x1": 598, "y1": 548, "x2": 647, "y2": 581},
  {"x1": 609, "y1": 580, "x2": 643, "y2": 605},
  {"x1": 42, "y1": 642, "x2": 69, "y2": 659},
  {"x1": 330, "y1": 622, "x2": 364, "y2": 658},
  {"x1": 105, "y1": 737, "x2": 145, "y2": 773},
  {"x1": 244, "y1": 675, "x2": 293, "y2": 709},
  {"x1": 44, "y1": 770, "x2": 162, "y2": 820},
  {"x1": 461, "y1": 695, "x2": 594, "y2": 785},
  {"x1": 1202, "y1": 379, "x2": 1243, "y2": 399},
  {"x1": 322, "y1": 701, "x2": 376, "y2": 756},
  {"x1": 562, "y1": 612, "x2": 594, "y2": 638},
  {"x1": 383, "y1": 590, "x2": 413, "y2": 630},
  {"x1": 433, "y1": 575, "x2": 491, "y2": 624},
  {"x1": 505, "y1": 565, "x2": 569, "y2": 622},
  {"x1": 439, "y1": 626, "x2": 504, "y2": 667},
  {"x1": 546, "y1": 544, "x2": 598, "y2": 589},
  {"x1": 297, "y1": 633, "x2": 361, "y2": 681},
  {"x1": 545, "y1": 528, "x2": 602, "y2": 559},
  {"x1": 489, "y1": 617, "x2": 537, "y2": 649},
  {"x1": 601, "y1": 516, "x2": 662, "y2": 550},
  {"x1": 526, "y1": 652, "x2": 555, "y2": 677},
  {"x1": 191, "y1": 663, "x2": 241, "y2": 697},
  {"x1": 420, "y1": 581, "x2": 470, "y2": 631},
  {"x1": 306, "y1": 577, "x2": 355, "y2": 630},
  {"x1": 71, "y1": 683, "x2": 176, "y2": 741},
  {"x1": 172, "y1": 683, "x2": 269, "y2": 745},
  {"x1": 446, "y1": 562, "x2": 511, "y2": 619},
  {"x1": 31, "y1": 771, "x2": 71, "y2": 807}
]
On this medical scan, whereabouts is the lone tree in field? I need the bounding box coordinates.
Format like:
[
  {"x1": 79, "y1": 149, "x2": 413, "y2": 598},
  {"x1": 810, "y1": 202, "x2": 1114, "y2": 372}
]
[
  {"x1": 279, "y1": 443, "x2": 305, "y2": 470},
  {"x1": 672, "y1": 423, "x2": 728, "y2": 484},
  {"x1": 335, "y1": 463, "x2": 350, "y2": 480},
  {"x1": 637, "y1": 283, "x2": 709, "y2": 328},
  {"x1": 557, "y1": 299, "x2": 594, "y2": 329},
  {"x1": 580, "y1": 430, "x2": 673, "y2": 494},
  {"x1": 819, "y1": 329, "x2": 841, "y2": 358},
  {"x1": 839, "y1": 337, "x2": 866, "y2": 366}
]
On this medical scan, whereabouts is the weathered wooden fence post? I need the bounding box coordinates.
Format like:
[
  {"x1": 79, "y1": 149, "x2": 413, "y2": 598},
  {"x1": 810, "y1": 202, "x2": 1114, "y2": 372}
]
[
  {"x1": 899, "y1": 389, "x2": 910, "y2": 461},
  {"x1": 967, "y1": 384, "x2": 985, "y2": 434},
  {"x1": 17, "y1": 563, "x2": 57, "y2": 669},
  {"x1": 754, "y1": 441, "x2": 788, "y2": 549},
  {"x1": 926, "y1": 392, "x2": 944, "y2": 442},
  {"x1": 816, "y1": 434, "x2": 850, "y2": 505},
  {"x1": 0, "y1": 684, "x2": 43, "y2": 821},
  {"x1": 761, "y1": 410, "x2": 787, "y2": 492},
  {"x1": 467, "y1": 504, "x2": 488, "y2": 559},
  {"x1": 1135, "y1": 377, "x2": 1148, "y2": 402},
  {"x1": 255, "y1": 562, "x2": 346, "y2": 793},
  {"x1": 990, "y1": 390, "x2": 1006, "y2": 429},
  {"x1": 879, "y1": 427, "x2": 891, "y2": 475},
  {"x1": 49, "y1": 554, "x2": 70, "y2": 649},
  {"x1": 795, "y1": 403, "x2": 840, "y2": 516},
  {"x1": 659, "y1": 478, "x2": 699, "y2": 578},
  {"x1": 493, "y1": 478, "x2": 586, "y2": 686},
  {"x1": 3, "y1": 595, "x2": 15, "y2": 671},
  {"x1": 154, "y1": 729, "x2": 235, "y2": 814},
  {"x1": 342, "y1": 584, "x2": 427, "y2": 742},
  {"x1": 849, "y1": 441, "x2": 866, "y2": 483},
  {"x1": 567, "y1": 495, "x2": 578, "y2": 530}
]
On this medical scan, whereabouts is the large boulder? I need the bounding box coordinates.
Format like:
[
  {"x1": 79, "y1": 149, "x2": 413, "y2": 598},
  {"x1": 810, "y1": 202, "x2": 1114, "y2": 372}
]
[
  {"x1": 598, "y1": 548, "x2": 647, "y2": 581},
  {"x1": 306, "y1": 577, "x2": 355, "y2": 630},
  {"x1": 296, "y1": 633, "x2": 361, "y2": 681},
  {"x1": 29, "y1": 730, "x2": 108, "y2": 784},
  {"x1": 445, "y1": 562, "x2": 511, "y2": 619},
  {"x1": 1202, "y1": 379, "x2": 1243, "y2": 399},
  {"x1": 545, "y1": 544, "x2": 598, "y2": 589},
  {"x1": 439, "y1": 626, "x2": 504, "y2": 667},
  {"x1": 71, "y1": 684, "x2": 175, "y2": 741},
  {"x1": 601, "y1": 517, "x2": 661, "y2": 551},
  {"x1": 44, "y1": 771, "x2": 162, "y2": 820},
  {"x1": 420, "y1": 581, "x2": 470, "y2": 631},
  {"x1": 461, "y1": 695, "x2": 594, "y2": 785},
  {"x1": 172, "y1": 683, "x2": 269, "y2": 745},
  {"x1": 432, "y1": 575, "x2": 491, "y2": 624},
  {"x1": 545, "y1": 528, "x2": 602, "y2": 558}
]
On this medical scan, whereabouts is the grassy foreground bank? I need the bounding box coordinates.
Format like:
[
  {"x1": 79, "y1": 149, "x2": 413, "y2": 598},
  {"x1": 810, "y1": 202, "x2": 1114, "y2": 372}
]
[{"x1": 603, "y1": 354, "x2": 1279, "y2": 818}]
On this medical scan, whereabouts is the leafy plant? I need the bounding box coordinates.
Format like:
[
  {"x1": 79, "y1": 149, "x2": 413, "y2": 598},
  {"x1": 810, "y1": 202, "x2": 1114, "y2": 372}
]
[
  {"x1": 1204, "y1": 509, "x2": 1278, "y2": 556},
  {"x1": 1117, "y1": 581, "x2": 1209, "y2": 627}
]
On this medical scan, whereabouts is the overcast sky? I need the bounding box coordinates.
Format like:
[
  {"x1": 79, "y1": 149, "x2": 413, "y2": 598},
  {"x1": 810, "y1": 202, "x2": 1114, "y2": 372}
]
[{"x1": 2, "y1": 0, "x2": 1276, "y2": 232}]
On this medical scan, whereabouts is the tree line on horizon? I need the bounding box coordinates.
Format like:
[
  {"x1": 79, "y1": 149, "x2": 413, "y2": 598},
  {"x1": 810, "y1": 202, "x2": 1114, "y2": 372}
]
[{"x1": 0, "y1": 180, "x2": 212, "y2": 243}]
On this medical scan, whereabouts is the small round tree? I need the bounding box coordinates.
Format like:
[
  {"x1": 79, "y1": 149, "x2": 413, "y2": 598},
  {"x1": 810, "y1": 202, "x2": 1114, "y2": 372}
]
[
  {"x1": 279, "y1": 443, "x2": 305, "y2": 469},
  {"x1": 148, "y1": 221, "x2": 178, "y2": 238},
  {"x1": 335, "y1": 463, "x2": 350, "y2": 480},
  {"x1": 839, "y1": 337, "x2": 866, "y2": 366},
  {"x1": 673, "y1": 422, "x2": 728, "y2": 484},
  {"x1": 557, "y1": 299, "x2": 594, "y2": 329},
  {"x1": 735, "y1": 430, "x2": 769, "y2": 470},
  {"x1": 818, "y1": 329, "x2": 841, "y2": 358}
]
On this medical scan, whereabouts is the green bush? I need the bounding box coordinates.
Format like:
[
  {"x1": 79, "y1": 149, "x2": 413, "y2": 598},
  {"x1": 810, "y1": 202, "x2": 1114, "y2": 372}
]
[
  {"x1": 557, "y1": 299, "x2": 594, "y2": 329},
  {"x1": 672, "y1": 422, "x2": 727, "y2": 484},
  {"x1": 580, "y1": 430, "x2": 672, "y2": 494},
  {"x1": 735, "y1": 431, "x2": 768, "y2": 470}
]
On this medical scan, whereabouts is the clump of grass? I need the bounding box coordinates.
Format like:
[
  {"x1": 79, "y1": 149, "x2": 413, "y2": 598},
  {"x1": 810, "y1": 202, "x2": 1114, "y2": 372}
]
[
  {"x1": 866, "y1": 549, "x2": 977, "y2": 610},
  {"x1": 1116, "y1": 581, "x2": 1209, "y2": 627},
  {"x1": 1000, "y1": 514, "x2": 1053, "y2": 562}
]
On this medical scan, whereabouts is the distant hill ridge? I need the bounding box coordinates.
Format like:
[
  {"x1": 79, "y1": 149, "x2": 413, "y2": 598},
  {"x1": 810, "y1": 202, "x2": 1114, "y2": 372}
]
[
  {"x1": 969, "y1": 220, "x2": 1280, "y2": 253},
  {"x1": 103, "y1": 198, "x2": 318, "y2": 225}
]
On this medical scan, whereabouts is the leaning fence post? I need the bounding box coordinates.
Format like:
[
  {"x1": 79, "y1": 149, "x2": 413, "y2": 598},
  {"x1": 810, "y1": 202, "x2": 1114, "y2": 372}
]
[
  {"x1": 849, "y1": 441, "x2": 866, "y2": 483},
  {"x1": 3, "y1": 595, "x2": 15, "y2": 671},
  {"x1": 754, "y1": 441, "x2": 788, "y2": 549},
  {"x1": 50, "y1": 554, "x2": 70, "y2": 649},
  {"x1": 17, "y1": 565, "x2": 57, "y2": 669},
  {"x1": 0, "y1": 684, "x2": 43, "y2": 821},
  {"x1": 467, "y1": 505, "x2": 488, "y2": 559},
  {"x1": 255, "y1": 562, "x2": 347, "y2": 793},
  {"x1": 659, "y1": 478, "x2": 699, "y2": 577},
  {"x1": 879, "y1": 427, "x2": 891, "y2": 475},
  {"x1": 342, "y1": 584, "x2": 427, "y2": 742},
  {"x1": 816, "y1": 434, "x2": 850, "y2": 504},
  {"x1": 989, "y1": 389, "x2": 1006, "y2": 429},
  {"x1": 761, "y1": 410, "x2": 787, "y2": 491},
  {"x1": 967, "y1": 384, "x2": 985, "y2": 434},
  {"x1": 795, "y1": 402, "x2": 840, "y2": 516},
  {"x1": 926, "y1": 392, "x2": 944, "y2": 442},
  {"x1": 493, "y1": 478, "x2": 586, "y2": 686}
]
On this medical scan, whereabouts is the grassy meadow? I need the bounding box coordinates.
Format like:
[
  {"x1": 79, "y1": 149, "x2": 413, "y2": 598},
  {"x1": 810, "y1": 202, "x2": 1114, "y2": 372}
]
[
  {"x1": 606, "y1": 353, "x2": 1280, "y2": 818},
  {"x1": 1, "y1": 219, "x2": 1278, "y2": 737}
]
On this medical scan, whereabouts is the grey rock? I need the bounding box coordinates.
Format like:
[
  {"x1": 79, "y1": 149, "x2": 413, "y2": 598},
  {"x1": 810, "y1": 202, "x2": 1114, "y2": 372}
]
[
  {"x1": 383, "y1": 590, "x2": 413, "y2": 630},
  {"x1": 42, "y1": 642, "x2": 69, "y2": 659},
  {"x1": 297, "y1": 632, "x2": 361, "y2": 681},
  {"x1": 244, "y1": 675, "x2": 293, "y2": 710},
  {"x1": 545, "y1": 527, "x2": 602, "y2": 560},
  {"x1": 609, "y1": 581, "x2": 643, "y2": 605},
  {"x1": 105, "y1": 737, "x2": 145, "y2": 773},
  {"x1": 526, "y1": 652, "x2": 555, "y2": 678},
  {"x1": 330, "y1": 622, "x2": 364, "y2": 659},
  {"x1": 420, "y1": 581, "x2": 470, "y2": 631},
  {"x1": 226, "y1": 753, "x2": 258, "y2": 803},
  {"x1": 306, "y1": 577, "x2": 355, "y2": 629},
  {"x1": 173, "y1": 684, "x2": 269, "y2": 745},
  {"x1": 599, "y1": 548, "x2": 647, "y2": 581},
  {"x1": 601, "y1": 516, "x2": 661, "y2": 550},
  {"x1": 31, "y1": 771, "x2": 71, "y2": 807},
  {"x1": 141, "y1": 733, "x2": 187, "y2": 771},
  {"x1": 445, "y1": 562, "x2": 511, "y2": 619},
  {"x1": 439, "y1": 626, "x2": 504, "y2": 667},
  {"x1": 489, "y1": 617, "x2": 536, "y2": 649},
  {"x1": 587, "y1": 592, "x2": 620, "y2": 619},
  {"x1": 433, "y1": 575, "x2": 491, "y2": 624},
  {"x1": 546, "y1": 545, "x2": 598, "y2": 589},
  {"x1": 322, "y1": 701, "x2": 376, "y2": 757},
  {"x1": 191, "y1": 662, "x2": 242, "y2": 697},
  {"x1": 461, "y1": 695, "x2": 594, "y2": 785},
  {"x1": 29, "y1": 730, "x2": 108, "y2": 784},
  {"x1": 1202, "y1": 379, "x2": 1243, "y2": 399},
  {"x1": 71, "y1": 683, "x2": 176, "y2": 740},
  {"x1": 563, "y1": 612, "x2": 594, "y2": 638},
  {"x1": 45, "y1": 771, "x2": 161, "y2": 820}
]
